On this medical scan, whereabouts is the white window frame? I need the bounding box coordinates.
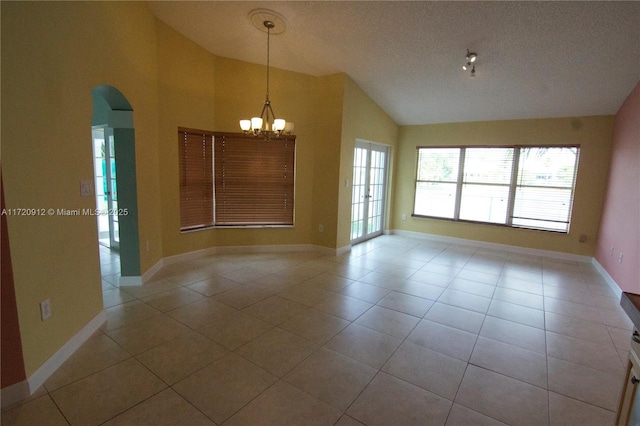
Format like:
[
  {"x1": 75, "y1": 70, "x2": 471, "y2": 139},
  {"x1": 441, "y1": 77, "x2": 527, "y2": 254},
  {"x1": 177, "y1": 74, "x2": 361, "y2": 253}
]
[{"x1": 413, "y1": 145, "x2": 580, "y2": 233}]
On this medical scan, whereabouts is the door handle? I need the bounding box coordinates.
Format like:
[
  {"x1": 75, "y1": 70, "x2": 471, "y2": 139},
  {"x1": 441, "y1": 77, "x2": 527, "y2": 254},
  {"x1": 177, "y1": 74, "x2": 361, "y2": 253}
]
[
  {"x1": 632, "y1": 331, "x2": 640, "y2": 344},
  {"x1": 632, "y1": 376, "x2": 639, "y2": 385}
]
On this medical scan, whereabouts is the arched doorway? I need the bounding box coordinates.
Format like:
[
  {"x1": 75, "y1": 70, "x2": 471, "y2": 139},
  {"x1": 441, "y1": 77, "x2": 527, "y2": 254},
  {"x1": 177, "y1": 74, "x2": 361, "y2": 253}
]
[{"x1": 91, "y1": 85, "x2": 141, "y2": 285}]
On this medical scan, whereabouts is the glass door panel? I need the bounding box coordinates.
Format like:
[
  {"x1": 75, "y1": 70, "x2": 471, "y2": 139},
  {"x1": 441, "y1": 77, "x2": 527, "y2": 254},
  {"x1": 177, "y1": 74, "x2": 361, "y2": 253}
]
[
  {"x1": 350, "y1": 141, "x2": 389, "y2": 245},
  {"x1": 351, "y1": 146, "x2": 368, "y2": 241},
  {"x1": 92, "y1": 127, "x2": 119, "y2": 250}
]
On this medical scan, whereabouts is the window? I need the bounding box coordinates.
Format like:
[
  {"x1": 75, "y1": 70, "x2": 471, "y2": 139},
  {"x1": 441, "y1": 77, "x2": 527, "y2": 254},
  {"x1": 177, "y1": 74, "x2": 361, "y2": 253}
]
[
  {"x1": 413, "y1": 145, "x2": 580, "y2": 232},
  {"x1": 178, "y1": 128, "x2": 295, "y2": 230},
  {"x1": 179, "y1": 129, "x2": 213, "y2": 230}
]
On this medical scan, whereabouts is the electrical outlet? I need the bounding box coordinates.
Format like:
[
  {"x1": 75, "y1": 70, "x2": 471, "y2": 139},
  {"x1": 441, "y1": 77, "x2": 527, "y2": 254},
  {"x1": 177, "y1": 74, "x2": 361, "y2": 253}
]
[
  {"x1": 319, "y1": 224, "x2": 324, "y2": 232},
  {"x1": 579, "y1": 234, "x2": 587, "y2": 243},
  {"x1": 40, "y1": 299, "x2": 51, "y2": 321},
  {"x1": 402, "y1": 214, "x2": 407, "y2": 221},
  {"x1": 80, "y1": 180, "x2": 94, "y2": 197},
  {"x1": 619, "y1": 253, "x2": 624, "y2": 263}
]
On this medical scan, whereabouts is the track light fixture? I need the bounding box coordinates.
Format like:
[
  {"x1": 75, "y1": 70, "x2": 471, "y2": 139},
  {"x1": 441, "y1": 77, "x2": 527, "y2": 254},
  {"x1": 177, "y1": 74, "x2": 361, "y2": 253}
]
[{"x1": 463, "y1": 49, "x2": 478, "y2": 77}]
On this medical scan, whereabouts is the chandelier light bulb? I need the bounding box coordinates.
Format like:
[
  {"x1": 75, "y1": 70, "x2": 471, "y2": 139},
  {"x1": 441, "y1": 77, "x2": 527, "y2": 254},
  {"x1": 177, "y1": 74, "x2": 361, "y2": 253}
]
[
  {"x1": 284, "y1": 122, "x2": 294, "y2": 133},
  {"x1": 273, "y1": 119, "x2": 286, "y2": 132},
  {"x1": 251, "y1": 117, "x2": 263, "y2": 130}
]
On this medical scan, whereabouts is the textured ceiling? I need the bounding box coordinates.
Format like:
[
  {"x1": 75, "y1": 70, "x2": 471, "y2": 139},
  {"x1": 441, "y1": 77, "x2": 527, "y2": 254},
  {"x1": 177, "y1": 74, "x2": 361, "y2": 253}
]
[{"x1": 148, "y1": 1, "x2": 640, "y2": 125}]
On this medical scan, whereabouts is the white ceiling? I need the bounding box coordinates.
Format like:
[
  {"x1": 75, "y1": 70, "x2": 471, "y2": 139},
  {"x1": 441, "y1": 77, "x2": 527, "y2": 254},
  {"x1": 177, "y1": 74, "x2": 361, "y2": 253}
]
[{"x1": 148, "y1": 1, "x2": 640, "y2": 126}]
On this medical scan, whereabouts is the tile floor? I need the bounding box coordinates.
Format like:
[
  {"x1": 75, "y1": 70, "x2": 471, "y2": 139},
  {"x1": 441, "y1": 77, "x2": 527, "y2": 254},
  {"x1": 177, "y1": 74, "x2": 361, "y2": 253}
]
[{"x1": 2, "y1": 235, "x2": 632, "y2": 425}]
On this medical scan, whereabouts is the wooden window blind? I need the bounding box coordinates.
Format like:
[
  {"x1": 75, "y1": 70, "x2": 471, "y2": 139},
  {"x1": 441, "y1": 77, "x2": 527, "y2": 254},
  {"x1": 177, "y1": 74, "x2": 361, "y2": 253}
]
[
  {"x1": 178, "y1": 128, "x2": 296, "y2": 230},
  {"x1": 214, "y1": 133, "x2": 295, "y2": 226},
  {"x1": 179, "y1": 129, "x2": 214, "y2": 230}
]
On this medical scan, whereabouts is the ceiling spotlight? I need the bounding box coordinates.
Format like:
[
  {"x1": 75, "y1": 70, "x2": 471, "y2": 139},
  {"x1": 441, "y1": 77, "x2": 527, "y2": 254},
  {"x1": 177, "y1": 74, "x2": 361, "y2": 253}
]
[{"x1": 463, "y1": 49, "x2": 478, "y2": 76}]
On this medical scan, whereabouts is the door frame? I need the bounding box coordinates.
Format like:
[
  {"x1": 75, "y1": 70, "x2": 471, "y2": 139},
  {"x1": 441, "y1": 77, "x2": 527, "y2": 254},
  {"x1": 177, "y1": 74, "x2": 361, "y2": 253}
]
[
  {"x1": 350, "y1": 139, "x2": 390, "y2": 245},
  {"x1": 91, "y1": 85, "x2": 141, "y2": 285}
]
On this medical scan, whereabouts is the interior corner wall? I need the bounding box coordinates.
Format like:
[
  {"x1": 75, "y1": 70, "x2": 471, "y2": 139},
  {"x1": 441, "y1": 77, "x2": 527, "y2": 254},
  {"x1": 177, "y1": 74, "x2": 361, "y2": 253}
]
[
  {"x1": 1, "y1": 1, "x2": 162, "y2": 377},
  {"x1": 309, "y1": 74, "x2": 347, "y2": 249},
  {"x1": 595, "y1": 83, "x2": 640, "y2": 293},
  {"x1": 213, "y1": 58, "x2": 319, "y2": 249},
  {"x1": 156, "y1": 20, "x2": 216, "y2": 258},
  {"x1": 337, "y1": 77, "x2": 400, "y2": 249},
  {"x1": 159, "y1": 53, "x2": 322, "y2": 257},
  {"x1": 393, "y1": 116, "x2": 614, "y2": 256}
]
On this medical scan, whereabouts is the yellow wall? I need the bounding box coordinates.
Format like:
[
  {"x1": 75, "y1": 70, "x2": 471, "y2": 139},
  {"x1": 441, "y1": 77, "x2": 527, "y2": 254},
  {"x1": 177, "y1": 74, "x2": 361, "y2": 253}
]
[
  {"x1": 159, "y1": 55, "x2": 335, "y2": 255},
  {"x1": 156, "y1": 21, "x2": 217, "y2": 257},
  {"x1": 338, "y1": 77, "x2": 400, "y2": 249},
  {"x1": 1, "y1": 1, "x2": 163, "y2": 376},
  {"x1": 393, "y1": 116, "x2": 614, "y2": 255},
  {"x1": 213, "y1": 58, "x2": 320, "y2": 248},
  {"x1": 310, "y1": 74, "x2": 347, "y2": 248}
]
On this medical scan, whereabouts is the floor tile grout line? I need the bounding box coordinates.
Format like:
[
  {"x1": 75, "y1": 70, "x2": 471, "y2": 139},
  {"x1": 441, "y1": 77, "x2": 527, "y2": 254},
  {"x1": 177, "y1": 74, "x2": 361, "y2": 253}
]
[
  {"x1": 91, "y1": 237, "x2": 625, "y2": 424},
  {"x1": 331, "y1": 292, "x2": 447, "y2": 424}
]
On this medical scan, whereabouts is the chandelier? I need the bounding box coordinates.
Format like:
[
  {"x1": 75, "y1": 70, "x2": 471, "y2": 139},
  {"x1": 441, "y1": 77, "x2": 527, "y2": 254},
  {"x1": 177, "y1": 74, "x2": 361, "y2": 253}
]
[{"x1": 240, "y1": 13, "x2": 293, "y2": 139}]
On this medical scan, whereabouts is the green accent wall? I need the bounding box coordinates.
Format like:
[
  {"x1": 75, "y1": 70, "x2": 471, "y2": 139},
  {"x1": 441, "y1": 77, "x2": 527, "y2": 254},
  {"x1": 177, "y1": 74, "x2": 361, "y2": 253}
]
[{"x1": 114, "y1": 128, "x2": 141, "y2": 277}]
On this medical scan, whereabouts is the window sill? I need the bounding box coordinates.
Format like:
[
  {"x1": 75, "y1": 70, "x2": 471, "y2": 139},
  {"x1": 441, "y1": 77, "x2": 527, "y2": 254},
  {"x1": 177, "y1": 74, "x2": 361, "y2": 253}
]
[
  {"x1": 410, "y1": 214, "x2": 568, "y2": 234},
  {"x1": 180, "y1": 224, "x2": 294, "y2": 233}
]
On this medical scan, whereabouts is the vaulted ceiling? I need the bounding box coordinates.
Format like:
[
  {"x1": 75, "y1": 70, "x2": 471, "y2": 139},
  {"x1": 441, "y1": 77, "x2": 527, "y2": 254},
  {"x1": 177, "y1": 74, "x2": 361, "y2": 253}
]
[{"x1": 148, "y1": 1, "x2": 640, "y2": 125}]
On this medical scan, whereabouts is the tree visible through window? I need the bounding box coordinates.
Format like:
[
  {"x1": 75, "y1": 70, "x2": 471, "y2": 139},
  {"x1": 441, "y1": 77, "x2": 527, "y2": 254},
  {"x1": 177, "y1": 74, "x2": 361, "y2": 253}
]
[{"x1": 413, "y1": 145, "x2": 580, "y2": 232}]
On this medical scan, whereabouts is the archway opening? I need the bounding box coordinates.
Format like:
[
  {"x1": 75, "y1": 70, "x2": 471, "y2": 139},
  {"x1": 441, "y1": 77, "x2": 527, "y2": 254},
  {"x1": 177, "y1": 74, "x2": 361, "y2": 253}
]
[{"x1": 91, "y1": 85, "x2": 141, "y2": 285}]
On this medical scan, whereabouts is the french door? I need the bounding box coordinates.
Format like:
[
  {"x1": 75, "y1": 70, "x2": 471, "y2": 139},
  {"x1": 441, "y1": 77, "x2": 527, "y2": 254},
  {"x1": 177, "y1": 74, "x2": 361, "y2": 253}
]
[
  {"x1": 350, "y1": 141, "x2": 389, "y2": 244},
  {"x1": 92, "y1": 127, "x2": 120, "y2": 250}
]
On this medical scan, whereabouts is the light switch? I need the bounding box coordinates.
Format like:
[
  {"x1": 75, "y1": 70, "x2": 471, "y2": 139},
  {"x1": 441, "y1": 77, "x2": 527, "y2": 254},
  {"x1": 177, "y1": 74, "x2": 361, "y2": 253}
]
[{"x1": 80, "y1": 180, "x2": 94, "y2": 197}]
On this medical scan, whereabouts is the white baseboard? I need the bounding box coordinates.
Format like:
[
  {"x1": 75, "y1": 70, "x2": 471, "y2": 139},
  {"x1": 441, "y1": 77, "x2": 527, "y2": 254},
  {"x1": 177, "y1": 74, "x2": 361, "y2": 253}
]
[
  {"x1": 143, "y1": 244, "x2": 343, "y2": 282},
  {"x1": 142, "y1": 258, "x2": 165, "y2": 283},
  {"x1": 27, "y1": 310, "x2": 106, "y2": 393},
  {"x1": 2, "y1": 310, "x2": 106, "y2": 407},
  {"x1": 1, "y1": 379, "x2": 31, "y2": 409},
  {"x1": 390, "y1": 229, "x2": 593, "y2": 263},
  {"x1": 336, "y1": 244, "x2": 352, "y2": 256},
  {"x1": 118, "y1": 275, "x2": 142, "y2": 286},
  {"x1": 591, "y1": 258, "x2": 622, "y2": 298}
]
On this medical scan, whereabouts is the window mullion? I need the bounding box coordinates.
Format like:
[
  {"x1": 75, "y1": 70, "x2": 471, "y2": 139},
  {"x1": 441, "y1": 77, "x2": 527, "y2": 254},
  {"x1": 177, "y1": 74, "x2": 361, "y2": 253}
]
[
  {"x1": 506, "y1": 147, "x2": 520, "y2": 226},
  {"x1": 453, "y1": 148, "x2": 465, "y2": 220}
]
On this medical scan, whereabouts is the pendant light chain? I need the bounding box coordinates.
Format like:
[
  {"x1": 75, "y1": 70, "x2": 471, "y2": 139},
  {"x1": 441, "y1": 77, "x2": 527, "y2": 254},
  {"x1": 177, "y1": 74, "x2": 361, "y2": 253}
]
[{"x1": 266, "y1": 22, "x2": 271, "y2": 102}]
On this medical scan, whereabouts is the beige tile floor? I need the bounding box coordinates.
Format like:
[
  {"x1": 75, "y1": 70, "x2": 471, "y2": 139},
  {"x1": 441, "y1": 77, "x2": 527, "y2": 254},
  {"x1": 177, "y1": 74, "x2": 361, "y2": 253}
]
[{"x1": 2, "y1": 235, "x2": 632, "y2": 425}]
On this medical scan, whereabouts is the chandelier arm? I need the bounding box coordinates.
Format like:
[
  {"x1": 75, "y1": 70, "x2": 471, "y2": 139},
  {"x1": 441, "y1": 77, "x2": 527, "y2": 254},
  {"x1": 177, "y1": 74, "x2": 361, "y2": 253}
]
[
  {"x1": 267, "y1": 102, "x2": 277, "y2": 122},
  {"x1": 259, "y1": 101, "x2": 270, "y2": 119}
]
